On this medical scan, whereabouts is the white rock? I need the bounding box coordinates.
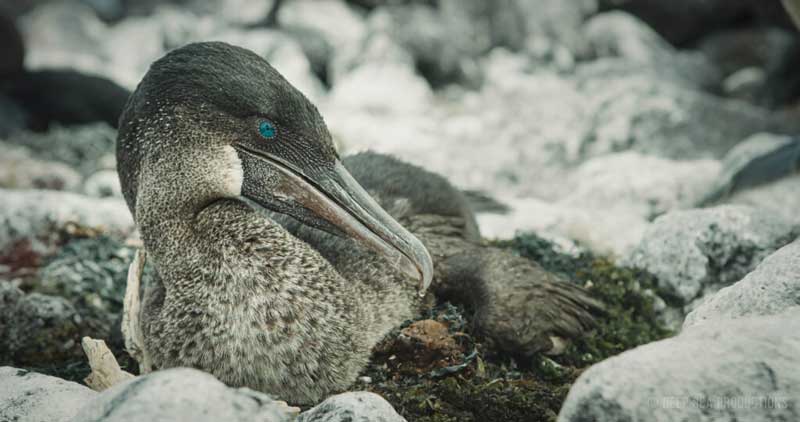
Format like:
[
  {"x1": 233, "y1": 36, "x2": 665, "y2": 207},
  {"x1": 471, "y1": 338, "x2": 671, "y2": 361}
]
[
  {"x1": 20, "y1": 2, "x2": 110, "y2": 79},
  {"x1": 70, "y1": 368, "x2": 296, "y2": 422},
  {"x1": 684, "y1": 238, "x2": 800, "y2": 328},
  {"x1": 728, "y1": 174, "x2": 800, "y2": 226},
  {"x1": 328, "y1": 61, "x2": 432, "y2": 114},
  {"x1": 0, "y1": 189, "x2": 134, "y2": 254},
  {"x1": 583, "y1": 11, "x2": 720, "y2": 88},
  {"x1": 625, "y1": 205, "x2": 798, "y2": 304},
  {"x1": 0, "y1": 142, "x2": 83, "y2": 191},
  {"x1": 297, "y1": 391, "x2": 406, "y2": 422},
  {"x1": 0, "y1": 367, "x2": 96, "y2": 422},
  {"x1": 561, "y1": 152, "x2": 721, "y2": 220},
  {"x1": 281, "y1": 0, "x2": 366, "y2": 53},
  {"x1": 559, "y1": 310, "x2": 800, "y2": 422},
  {"x1": 83, "y1": 170, "x2": 122, "y2": 198}
]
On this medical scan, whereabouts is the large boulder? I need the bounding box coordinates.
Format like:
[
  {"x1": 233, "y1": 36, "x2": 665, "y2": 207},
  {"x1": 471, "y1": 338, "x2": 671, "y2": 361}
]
[
  {"x1": 685, "y1": 238, "x2": 800, "y2": 328},
  {"x1": 0, "y1": 367, "x2": 96, "y2": 422},
  {"x1": 71, "y1": 368, "x2": 300, "y2": 422},
  {"x1": 625, "y1": 205, "x2": 798, "y2": 307},
  {"x1": 559, "y1": 310, "x2": 800, "y2": 422}
]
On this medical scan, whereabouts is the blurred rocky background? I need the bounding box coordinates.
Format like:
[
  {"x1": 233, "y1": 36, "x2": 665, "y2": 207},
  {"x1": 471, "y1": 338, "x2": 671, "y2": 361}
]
[{"x1": 1, "y1": 0, "x2": 799, "y2": 421}]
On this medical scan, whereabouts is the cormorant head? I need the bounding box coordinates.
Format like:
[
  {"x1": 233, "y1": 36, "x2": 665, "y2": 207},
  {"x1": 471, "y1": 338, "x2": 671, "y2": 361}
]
[{"x1": 117, "y1": 42, "x2": 432, "y2": 292}]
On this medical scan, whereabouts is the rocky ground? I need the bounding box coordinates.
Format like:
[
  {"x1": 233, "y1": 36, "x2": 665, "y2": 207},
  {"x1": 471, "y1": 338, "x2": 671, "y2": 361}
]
[{"x1": 1, "y1": 0, "x2": 799, "y2": 421}]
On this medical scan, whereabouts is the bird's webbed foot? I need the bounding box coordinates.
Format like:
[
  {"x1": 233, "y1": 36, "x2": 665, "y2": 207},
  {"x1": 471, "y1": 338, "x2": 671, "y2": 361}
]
[{"x1": 435, "y1": 247, "x2": 604, "y2": 356}]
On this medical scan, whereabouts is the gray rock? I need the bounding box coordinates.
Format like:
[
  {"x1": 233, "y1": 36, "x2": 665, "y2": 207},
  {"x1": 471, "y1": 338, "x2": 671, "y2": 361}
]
[
  {"x1": 701, "y1": 133, "x2": 800, "y2": 217},
  {"x1": 71, "y1": 368, "x2": 297, "y2": 422},
  {"x1": 599, "y1": 0, "x2": 791, "y2": 46},
  {"x1": 370, "y1": 4, "x2": 482, "y2": 87},
  {"x1": 443, "y1": 0, "x2": 596, "y2": 58},
  {"x1": 625, "y1": 205, "x2": 798, "y2": 304},
  {"x1": 2, "y1": 123, "x2": 117, "y2": 177},
  {"x1": 0, "y1": 189, "x2": 134, "y2": 257},
  {"x1": 685, "y1": 238, "x2": 800, "y2": 328},
  {"x1": 584, "y1": 11, "x2": 721, "y2": 89},
  {"x1": 0, "y1": 142, "x2": 83, "y2": 191},
  {"x1": 559, "y1": 310, "x2": 800, "y2": 422},
  {"x1": 36, "y1": 236, "x2": 137, "y2": 340},
  {"x1": 575, "y1": 71, "x2": 796, "y2": 160},
  {"x1": 0, "y1": 284, "x2": 83, "y2": 366},
  {"x1": 298, "y1": 391, "x2": 407, "y2": 422},
  {"x1": 728, "y1": 174, "x2": 800, "y2": 227},
  {"x1": 83, "y1": 170, "x2": 123, "y2": 198},
  {"x1": 0, "y1": 367, "x2": 96, "y2": 422}
]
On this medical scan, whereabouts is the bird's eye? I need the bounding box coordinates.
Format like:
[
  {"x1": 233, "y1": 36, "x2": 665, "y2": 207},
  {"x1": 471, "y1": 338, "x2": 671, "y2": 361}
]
[{"x1": 258, "y1": 120, "x2": 276, "y2": 139}]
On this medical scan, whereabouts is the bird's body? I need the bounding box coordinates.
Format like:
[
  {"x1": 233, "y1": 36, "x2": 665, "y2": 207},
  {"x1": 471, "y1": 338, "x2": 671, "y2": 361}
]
[{"x1": 118, "y1": 42, "x2": 601, "y2": 404}]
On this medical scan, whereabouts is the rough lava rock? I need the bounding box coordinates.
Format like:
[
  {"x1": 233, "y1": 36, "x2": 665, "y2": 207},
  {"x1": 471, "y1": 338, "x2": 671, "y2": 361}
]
[
  {"x1": 71, "y1": 368, "x2": 298, "y2": 422},
  {"x1": 297, "y1": 391, "x2": 407, "y2": 422},
  {"x1": 625, "y1": 205, "x2": 798, "y2": 306},
  {"x1": 684, "y1": 238, "x2": 800, "y2": 328},
  {"x1": 0, "y1": 367, "x2": 96, "y2": 422},
  {"x1": 0, "y1": 283, "x2": 83, "y2": 366},
  {"x1": 558, "y1": 310, "x2": 800, "y2": 422}
]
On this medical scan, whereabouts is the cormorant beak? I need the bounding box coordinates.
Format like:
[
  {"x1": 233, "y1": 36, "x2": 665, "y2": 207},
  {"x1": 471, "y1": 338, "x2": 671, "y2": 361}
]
[{"x1": 236, "y1": 146, "x2": 433, "y2": 294}]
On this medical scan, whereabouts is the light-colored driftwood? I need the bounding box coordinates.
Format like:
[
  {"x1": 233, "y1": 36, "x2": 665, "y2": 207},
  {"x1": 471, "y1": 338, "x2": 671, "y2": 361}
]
[
  {"x1": 784, "y1": 0, "x2": 800, "y2": 31},
  {"x1": 81, "y1": 337, "x2": 135, "y2": 391},
  {"x1": 122, "y1": 249, "x2": 152, "y2": 374}
]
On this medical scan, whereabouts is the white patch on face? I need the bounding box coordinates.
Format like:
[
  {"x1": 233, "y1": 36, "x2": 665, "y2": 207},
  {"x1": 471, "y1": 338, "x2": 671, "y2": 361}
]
[{"x1": 222, "y1": 145, "x2": 244, "y2": 197}]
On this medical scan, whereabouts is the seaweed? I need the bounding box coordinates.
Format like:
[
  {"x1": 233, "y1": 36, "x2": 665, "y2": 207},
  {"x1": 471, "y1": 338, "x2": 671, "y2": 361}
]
[{"x1": 364, "y1": 232, "x2": 674, "y2": 421}]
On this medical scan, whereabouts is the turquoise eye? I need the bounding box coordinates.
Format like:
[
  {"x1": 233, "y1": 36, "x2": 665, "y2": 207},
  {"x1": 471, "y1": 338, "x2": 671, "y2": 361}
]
[{"x1": 258, "y1": 121, "x2": 276, "y2": 139}]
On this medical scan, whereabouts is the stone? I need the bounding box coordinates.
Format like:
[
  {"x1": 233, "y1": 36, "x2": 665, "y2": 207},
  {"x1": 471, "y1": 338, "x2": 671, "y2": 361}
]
[
  {"x1": 559, "y1": 310, "x2": 800, "y2": 422},
  {"x1": 0, "y1": 189, "x2": 134, "y2": 257},
  {"x1": 561, "y1": 151, "x2": 720, "y2": 221},
  {"x1": 84, "y1": 170, "x2": 122, "y2": 198},
  {"x1": 297, "y1": 391, "x2": 407, "y2": 422},
  {"x1": 625, "y1": 205, "x2": 798, "y2": 305},
  {"x1": 728, "y1": 174, "x2": 800, "y2": 227},
  {"x1": 574, "y1": 70, "x2": 796, "y2": 161},
  {"x1": 0, "y1": 142, "x2": 83, "y2": 191},
  {"x1": 203, "y1": 28, "x2": 326, "y2": 102},
  {"x1": 70, "y1": 368, "x2": 298, "y2": 422},
  {"x1": 36, "y1": 236, "x2": 136, "y2": 342},
  {"x1": 281, "y1": 0, "x2": 367, "y2": 54},
  {"x1": 583, "y1": 11, "x2": 721, "y2": 89},
  {"x1": 370, "y1": 4, "x2": 482, "y2": 87},
  {"x1": 599, "y1": 0, "x2": 792, "y2": 46},
  {"x1": 0, "y1": 367, "x2": 96, "y2": 422},
  {"x1": 2, "y1": 123, "x2": 118, "y2": 176},
  {"x1": 0, "y1": 284, "x2": 83, "y2": 366},
  {"x1": 684, "y1": 238, "x2": 800, "y2": 328},
  {"x1": 700, "y1": 133, "x2": 799, "y2": 205}
]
